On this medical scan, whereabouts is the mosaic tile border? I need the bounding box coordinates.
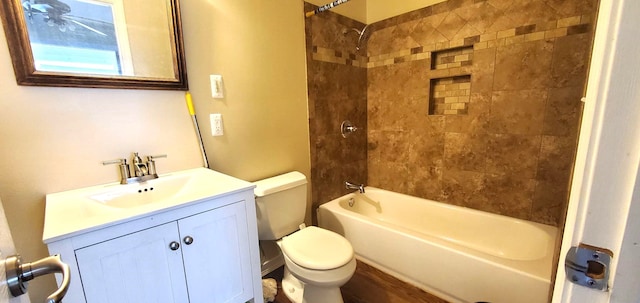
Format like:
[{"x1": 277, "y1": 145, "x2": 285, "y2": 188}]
[
  {"x1": 311, "y1": 14, "x2": 592, "y2": 69},
  {"x1": 311, "y1": 46, "x2": 368, "y2": 67}
]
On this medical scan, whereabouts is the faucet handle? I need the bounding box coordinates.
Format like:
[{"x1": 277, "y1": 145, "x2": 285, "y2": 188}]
[
  {"x1": 102, "y1": 158, "x2": 131, "y2": 184},
  {"x1": 146, "y1": 154, "x2": 167, "y2": 176},
  {"x1": 102, "y1": 158, "x2": 127, "y2": 166},
  {"x1": 147, "y1": 154, "x2": 167, "y2": 160}
]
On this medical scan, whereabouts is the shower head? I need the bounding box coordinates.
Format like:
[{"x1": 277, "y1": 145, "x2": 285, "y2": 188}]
[{"x1": 342, "y1": 24, "x2": 370, "y2": 52}]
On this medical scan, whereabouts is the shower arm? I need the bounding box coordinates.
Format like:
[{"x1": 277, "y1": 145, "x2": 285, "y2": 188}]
[{"x1": 343, "y1": 25, "x2": 370, "y2": 52}]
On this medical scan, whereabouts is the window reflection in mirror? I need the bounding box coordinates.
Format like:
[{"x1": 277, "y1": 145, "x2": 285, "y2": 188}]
[
  {"x1": 24, "y1": 0, "x2": 123, "y2": 75},
  {"x1": 19, "y1": 0, "x2": 177, "y2": 80}
]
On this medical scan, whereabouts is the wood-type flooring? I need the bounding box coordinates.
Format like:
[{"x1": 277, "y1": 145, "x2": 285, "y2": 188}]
[{"x1": 265, "y1": 260, "x2": 449, "y2": 303}]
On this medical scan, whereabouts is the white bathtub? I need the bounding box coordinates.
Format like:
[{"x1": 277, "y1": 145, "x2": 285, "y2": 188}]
[{"x1": 318, "y1": 187, "x2": 558, "y2": 303}]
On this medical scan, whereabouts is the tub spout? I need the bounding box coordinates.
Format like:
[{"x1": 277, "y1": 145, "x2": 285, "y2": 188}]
[{"x1": 345, "y1": 181, "x2": 365, "y2": 193}]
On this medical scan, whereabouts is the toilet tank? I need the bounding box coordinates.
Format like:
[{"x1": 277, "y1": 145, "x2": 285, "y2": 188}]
[{"x1": 254, "y1": 171, "x2": 307, "y2": 240}]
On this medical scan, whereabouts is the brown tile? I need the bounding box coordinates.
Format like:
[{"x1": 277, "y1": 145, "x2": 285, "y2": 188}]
[
  {"x1": 485, "y1": 133, "x2": 542, "y2": 178},
  {"x1": 551, "y1": 33, "x2": 591, "y2": 88},
  {"x1": 567, "y1": 23, "x2": 591, "y2": 35},
  {"x1": 368, "y1": 160, "x2": 412, "y2": 194},
  {"x1": 407, "y1": 165, "x2": 444, "y2": 201},
  {"x1": 531, "y1": 179, "x2": 568, "y2": 225},
  {"x1": 421, "y1": 11, "x2": 450, "y2": 29},
  {"x1": 531, "y1": 135, "x2": 578, "y2": 225},
  {"x1": 367, "y1": 130, "x2": 412, "y2": 165},
  {"x1": 515, "y1": 24, "x2": 537, "y2": 35},
  {"x1": 431, "y1": 1, "x2": 451, "y2": 14},
  {"x1": 483, "y1": 173, "x2": 535, "y2": 219},
  {"x1": 494, "y1": 39, "x2": 554, "y2": 90},
  {"x1": 470, "y1": 47, "x2": 496, "y2": 93},
  {"x1": 537, "y1": 135, "x2": 577, "y2": 183},
  {"x1": 464, "y1": 35, "x2": 481, "y2": 45},
  {"x1": 436, "y1": 12, "x2": 467, "y2": 40},
  {"x1": 543, "y1": 86, "x2": 584, "y2": 137},
  {"x1": 411, "y1": 129, "x2": 446, "y2": 167},
  {"x1": 411, "y1": 13, "x2": 450, "y2": 46},
  {"x1": 452, "y1": 23, "x2": 483, "y2": 40},
  {"x1": 388, "y1": 20, "x2": 422, "y2": 54},
  {"x1": 369, "y1": 17, "x2": 397, "y2": 33},
  {"x1": 489, "y1": 89, "x2": 548, "y2": 135},
  {"x1": 367, "y1": 26, "x2": 397, "y2": 56},
  {"x1": 445, "y1": 93, "x2": 492, "y2": 133},
  {"x1": 504, "y1": 0, "x2": 559, "y2": 25},
  {"x1": 544, "y1": 0, "x2": 598, "y2": 18},
  {"x1": 447, "y1": 0, "x2": 478, "y2": 10},
  {"x1": 441, "y1": 169, "x2": 488, "y2": 207},
  {"x1": 487, "y1": 0, "x2": 514, "y2": 10},
  {"x1": 444, "y1": 132, "x2": 488, "y2": 171},
  {"x1": 368, "y1": 64, "x2": 391, "y2": 92},
  {"x1": 314, "y1": 134, "x2": 367, "y2": 205},
  {"x1": 440, "y1": 56, "x2": 456, "y2": 64},
  {"x1": 484, "y1": 13, "x2": 520, "y2": 33},
  {"x1": 395, "y1": 5, "x2": 434, "y2": 25},
  {"x1": 411, "y1": 46, "x2": 424, "y2": 54},
  {"x1": 455, "y1": 2, "x2": 503, "y2": 34}
]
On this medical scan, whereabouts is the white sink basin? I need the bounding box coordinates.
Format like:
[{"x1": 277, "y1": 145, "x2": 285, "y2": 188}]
[
  {"x1": 88, "y1": 174, "x2": 192, "y2": 209},
  {"x1": 43, "y1": 168, "x2": 255, "y2": 242}
]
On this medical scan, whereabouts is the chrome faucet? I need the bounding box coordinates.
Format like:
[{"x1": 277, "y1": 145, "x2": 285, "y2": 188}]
[
  {"x1": 132, "y1": 152, "x2": 148, "y2": 177},
  {"x1": 103, "y1": 153, "x2": 167, "y2": 184},
  {"x1": 345, "y1": 181, "x2": 365, "y2": 193}
]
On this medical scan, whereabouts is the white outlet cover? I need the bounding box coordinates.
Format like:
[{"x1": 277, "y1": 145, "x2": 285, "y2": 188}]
[
  {"x1": 210, "y1": 113, "x2": 223, "y2": 136},
  {"x1": 210, "y1": 75, "x2": 224, "y2": 99}
]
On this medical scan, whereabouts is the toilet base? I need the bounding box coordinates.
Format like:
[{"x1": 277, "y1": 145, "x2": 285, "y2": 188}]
[{"x1": 281, "y1": 267, "x2": 345, "y2": 303}]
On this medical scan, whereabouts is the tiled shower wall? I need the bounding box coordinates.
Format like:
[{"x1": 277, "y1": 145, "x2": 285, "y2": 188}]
[
  {"x1": 305, "y1": 2, "x2": 368, "y2": 219},
  {"x1": 306, "y1": 0, "x2": 596, "y2": 226}
]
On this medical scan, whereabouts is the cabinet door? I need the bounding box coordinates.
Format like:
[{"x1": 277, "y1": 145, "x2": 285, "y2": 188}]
[
  {"x1": 75, "y1": 222, "x2": 189, "y2": 303},
  {"x1": 179, "y1": 201, "x2": 253, "y2": 303}
]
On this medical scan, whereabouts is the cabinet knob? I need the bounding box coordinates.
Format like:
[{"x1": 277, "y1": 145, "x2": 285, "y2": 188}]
[
  {"x1": 169, "y1": 241, "x2": 180, "y2": 251},
  {"x1": 183, "y1": 236, "x2": 194, "y2": 245}
]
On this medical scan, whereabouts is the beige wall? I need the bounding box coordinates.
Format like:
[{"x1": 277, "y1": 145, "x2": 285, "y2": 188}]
[
  {"x1": 0, "y1": 0, "x2": 310, "y2": 301},
  {"x1": 366, "y1": 0, "x2": 445, "y2": 23},
  {"x1": 305, "y1": 0, "x2": 446, "y2": 23},
  {"x1": 180, "y1": 0, "x2": 311, "y2": 187}
]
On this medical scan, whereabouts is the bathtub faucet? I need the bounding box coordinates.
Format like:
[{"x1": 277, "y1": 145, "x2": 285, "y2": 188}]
[{"x1": 345, "y1": 181, "x2": 365, "y2": 193}]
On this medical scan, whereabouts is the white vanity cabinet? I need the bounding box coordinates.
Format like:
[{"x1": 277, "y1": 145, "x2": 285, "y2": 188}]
[{"x1": 44, "y1": 181, "x2": 262, "y2": 303}]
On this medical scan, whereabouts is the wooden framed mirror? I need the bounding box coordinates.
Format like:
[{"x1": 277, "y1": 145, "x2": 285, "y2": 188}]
[{"x1": 0, "y1": 0, "x2": 188, "y2": 90}]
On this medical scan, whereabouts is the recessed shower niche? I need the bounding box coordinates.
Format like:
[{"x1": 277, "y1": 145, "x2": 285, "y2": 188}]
[
  {"x1": 430, "y1": 46, "x2": 474, "y2": 70},
  {"x1": 428, "y1": 45, "x2": 474, "y2": 116},
  {"x1": 429, "y1": 75, "x2": 472, "y2": 115}
]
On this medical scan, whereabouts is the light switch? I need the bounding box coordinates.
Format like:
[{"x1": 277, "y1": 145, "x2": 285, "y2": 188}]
[
  {"x1": 210, "y1": 113, "x2": 223, "y2": 136},
  {"x1": 210, "y1": 75, "x2": 224, "y2": 99}
]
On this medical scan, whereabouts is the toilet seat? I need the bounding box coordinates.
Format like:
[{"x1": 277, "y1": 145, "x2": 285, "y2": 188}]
[{"x1": 281, "y1": 226, "x2": 354, "y2": 270}]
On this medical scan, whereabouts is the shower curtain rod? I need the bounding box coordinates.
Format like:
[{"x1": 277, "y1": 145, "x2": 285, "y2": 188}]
[{"x1": 305, "y1": 0, "x2": 350, "y2": 17}]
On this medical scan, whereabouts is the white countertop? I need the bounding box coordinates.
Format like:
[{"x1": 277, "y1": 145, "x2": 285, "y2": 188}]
[{"x1": 43, "y1": 168, "x2": 255, "y2": 243}]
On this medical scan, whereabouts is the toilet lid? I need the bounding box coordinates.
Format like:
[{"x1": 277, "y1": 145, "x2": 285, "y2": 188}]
[{"x1": 281, "y1": 226, "x2": 354, "y2": 270}]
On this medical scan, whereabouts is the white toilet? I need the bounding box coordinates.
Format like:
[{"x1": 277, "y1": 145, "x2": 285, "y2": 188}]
[{"x1": 254, "y1": 171, "x2": 356, "y2": 303}]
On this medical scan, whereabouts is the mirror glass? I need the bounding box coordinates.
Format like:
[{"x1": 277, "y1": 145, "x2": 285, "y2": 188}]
[{"x1": 0, "y1": 0, "x2": 188, "y2": 90}]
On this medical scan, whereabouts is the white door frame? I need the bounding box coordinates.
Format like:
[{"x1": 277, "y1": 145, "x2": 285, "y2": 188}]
[{"x1": 552, "y1": 0, "x2": 640, "y2": 302}]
